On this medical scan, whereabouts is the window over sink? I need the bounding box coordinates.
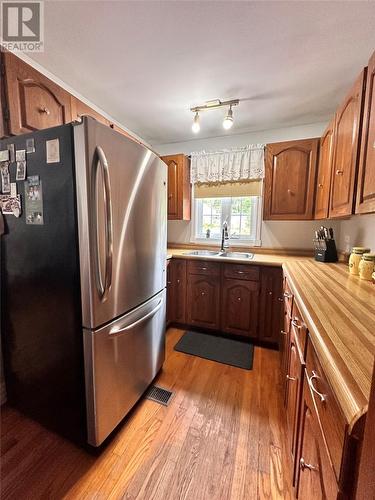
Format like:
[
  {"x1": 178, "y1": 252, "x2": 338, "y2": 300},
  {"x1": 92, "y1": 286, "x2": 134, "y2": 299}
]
[{"x1": 191, "y1": 181, "x2": 262, "y2": 246}]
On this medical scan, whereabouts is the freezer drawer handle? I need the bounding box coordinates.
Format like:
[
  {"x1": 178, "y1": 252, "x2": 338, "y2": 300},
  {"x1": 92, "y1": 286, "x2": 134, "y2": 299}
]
[
  {"x1": 109, "y1": 298, "x2": 163, "y2": 336},
  {"x1": 93, "y1": 146, "x2": 113, "y2": 301}
]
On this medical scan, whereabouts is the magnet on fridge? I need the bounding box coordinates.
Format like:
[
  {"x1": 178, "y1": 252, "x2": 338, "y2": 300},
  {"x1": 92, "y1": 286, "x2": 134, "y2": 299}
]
[
  {"x1": 16, "y1": 161, "x2": 27, "y2": 181},
  {"x1": 7, "y1": 144, "x2": 15, "y2": 163},
  {"x1": 16, "y1": 150, "x2": 26, "y2": 162},
  {"x1": 0, "y1": 150, "x2": 10, "y2": 162},
  {"x1": 1, "y1": 162, "x2": 11, "y2": 193},
  {"x1": 26, "y1": 138, "x2": 35, "y2": 154}
]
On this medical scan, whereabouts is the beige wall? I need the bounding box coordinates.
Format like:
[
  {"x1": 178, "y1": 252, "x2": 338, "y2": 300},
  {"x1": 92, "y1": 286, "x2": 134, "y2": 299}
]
[{"x1": 338, "y1": 214, "x2": 375, "y2": 253}]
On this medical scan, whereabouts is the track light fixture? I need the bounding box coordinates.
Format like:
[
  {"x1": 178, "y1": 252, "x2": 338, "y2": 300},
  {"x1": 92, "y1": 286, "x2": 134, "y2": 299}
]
[{"x1": 190, "y1": 99, "x2": 239, "y2": 133}]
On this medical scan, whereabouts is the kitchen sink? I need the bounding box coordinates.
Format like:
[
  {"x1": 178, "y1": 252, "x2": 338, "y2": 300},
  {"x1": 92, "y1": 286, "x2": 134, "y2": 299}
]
[
  {"x1": 219, "y1": 252, "x2": 254, "y2": 259},
  {"x1": 182, "y1": 250, "x2": 254, "y2": 260},
  {"x1": 183, "y1": 250, "x2": 220, "y2": 256}
]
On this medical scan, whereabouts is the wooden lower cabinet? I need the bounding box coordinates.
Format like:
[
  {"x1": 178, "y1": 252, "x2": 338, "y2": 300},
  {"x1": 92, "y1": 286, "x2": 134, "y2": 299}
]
[
  {"x1": 221, "y1": 278, "x2": 259, "y2": 337},
  {"x1": 166, "y1": 259, "x2": 186, "y2": 325},
  {"x1": 296, "y1": 378, "x2": 339, "y2": 499},
  {"x1": 186, "y1": 274, "x2": 220, "y2": 330},
  {"x1": 258, "y1": 266, "x2": 283, "y2": 343},
  {"x1": 285, "y1": 326, "x2": 305, "y2": 474}
]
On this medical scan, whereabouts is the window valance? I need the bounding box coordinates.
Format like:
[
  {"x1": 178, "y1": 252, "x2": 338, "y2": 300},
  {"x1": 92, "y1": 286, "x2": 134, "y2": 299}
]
[{"x1": 190, "y1": 144, "x2": 265, "y2": 184}]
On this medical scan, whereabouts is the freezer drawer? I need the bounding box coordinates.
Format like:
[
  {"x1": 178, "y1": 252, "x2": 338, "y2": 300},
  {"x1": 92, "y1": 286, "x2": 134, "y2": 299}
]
[{"x1": 83, "y1": 290, "x2": 166, "y2": 446}]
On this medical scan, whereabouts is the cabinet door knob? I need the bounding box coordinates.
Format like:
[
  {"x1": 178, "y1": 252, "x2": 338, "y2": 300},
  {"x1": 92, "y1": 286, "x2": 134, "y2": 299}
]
[
  {"x1": 237, "y1": 297, "x2": 241, "y2": 302},
  {"x1": 176, "y1": 279, "x2": 180, "y2": 284},
  {"x1": 268, "y1": 291, "x2": 273, "y2": 296},
  {"x1": 336, "y1": 169, "x2": 344, "y2": 175},
  {"x1": 300, "y1": 458, "x2": 318, "y2": 472},
  {"x1": 39, "y1": 106, "x2": 50, "y2": 115},
  {"x1": 167, "y1": 281, "x2": 172, "y2": 285},
  {"x1": 237, "y1": 271, "x2": 244, "y2": 274},
  {"x1": 201, "y1": 292, "x2": 205, "y2": 296},
  {"x1": 280, "y1": 330, "x2": 287, "y2": 336},
  {"x1": 283, "y1": 292, "x2": 292, "y2": 299},
  {"x1": 291, "y1": 318, "x2": 302, "y2": 330},
  {"x1": 286, "y1": 375, "x2": 296, "y2": 381},
  {"x1": 318, "y1": 183, "x2": 323, "y2": 188},
  {"x1": 168, "y1": 194, "x2": 173, "y2": 199},
  {"x1": 200, "y1": 267, "x2": 207, "y2": 271},
  {"x1": 277, "y1": 297, "x2": 283, "y2": 302}
]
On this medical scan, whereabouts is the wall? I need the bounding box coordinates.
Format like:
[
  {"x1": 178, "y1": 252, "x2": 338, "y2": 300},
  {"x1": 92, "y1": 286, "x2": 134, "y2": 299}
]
[
  {"x1": 338, "y1": 214, "x2": 375, "y2": 253},
  {"x1": 157, "y1": 122, "x2": 338, "y2": 250}
]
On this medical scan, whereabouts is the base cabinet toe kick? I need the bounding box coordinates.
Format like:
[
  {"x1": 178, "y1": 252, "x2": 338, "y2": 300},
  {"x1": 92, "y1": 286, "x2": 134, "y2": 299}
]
[{"x1": 281, "y1": 264, "x2": 374, "y2": 500}]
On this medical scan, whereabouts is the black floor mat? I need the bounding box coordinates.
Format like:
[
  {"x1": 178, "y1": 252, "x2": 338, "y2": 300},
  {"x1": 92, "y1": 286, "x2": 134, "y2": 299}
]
[{"x1": 174, "y1": 331, "x2": 254, "y2": 370}]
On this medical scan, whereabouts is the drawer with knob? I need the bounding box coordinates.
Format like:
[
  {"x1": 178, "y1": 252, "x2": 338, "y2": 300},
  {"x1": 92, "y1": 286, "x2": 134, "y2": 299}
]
[
  {"x1": 305, "y1": 338, "x2": 346, "y2": 481},
  {"x1": 187, "y1": 260, "x2": 220, "y2": 277},
  {"x1": 223, "y1": 263, "x2": 260, "y2": 281}
]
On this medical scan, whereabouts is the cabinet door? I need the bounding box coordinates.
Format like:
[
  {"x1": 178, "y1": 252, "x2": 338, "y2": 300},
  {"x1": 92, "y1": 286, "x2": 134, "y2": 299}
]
[
  {"x1": 172, "y1": 260, "x2": 187, "y2": 324},
  {"x1": 166, "y1": 157, "x2": 179, "y2": 218},
  {"x1": 315, "y1": 120, "x2": 335, "y2": 219},
  {"x1": 264, "y1": 138, "x2": 319, "y2": 220},
  {"x1": 329, "y1": 70, "x2": 366, "y2": 218},
  {"x1": 221, "y1": 278, "x2": 259, "y2": 337},
  {"x1": 356, "y1": 52, "x2": 375, "y2": 214},
  {"x1": 285, "y1": 328, "x2": 304, "y2": 467},
  {"x1": 297, "y1": 380, "x2": 339, "y2": 500},
  {"x1": 3, "y1": 52, "x2": 72, "y2": 135},
  {"x1": 166, "y1": 262, "x2": 173, "y2": 325},
  {"x1": 258, "y1": 267, "x2": 283, "y2": 343},
  {"x1": 186, "y1": 274, "x2": 220, "y2": 330},
  {"x1": 70, "y1": 96, "x2": 110, "y2": 126}
]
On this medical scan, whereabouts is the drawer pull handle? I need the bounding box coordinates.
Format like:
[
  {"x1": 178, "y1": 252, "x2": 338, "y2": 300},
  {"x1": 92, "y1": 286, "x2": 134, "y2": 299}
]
[
  {"x1": 286, "y1": 375, "x2": 296, "y2": 381},
  {"x1": 167, "y1": 281, "x2": 172, "y2": 285},
  {"x1": 300, "y1": 458, "x2": 318, "y2": 472},
  {"x1": 336, "y1": 169, "x2": 344, "y2": 175},
  {"x1": 291, "y1": 319, "x2": 301, "y2": 330},
  {"x1": 237, "y1": 271, "x2": 244, "y2": 274},
  {"x1": 200, "y1": 267, "x2": 207, "y2": 271},
  {"x1": 308, "y1": 370, "x2": 326, "y2": 403},
  {"x1": 280, "y1": 330, "x2": 287, "y2": 336},
  {"x1": 283, "y1": 292, "x2": 292, "y2": 299},
  {"x1": 176, "y1": 279, "x2": 180, "y2": 284}
]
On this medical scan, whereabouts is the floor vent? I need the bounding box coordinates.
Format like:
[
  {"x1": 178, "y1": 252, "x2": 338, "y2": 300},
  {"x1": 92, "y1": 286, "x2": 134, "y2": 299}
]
[{"x1": 145, "y1": 385, "x2": 174, "y2": 406}]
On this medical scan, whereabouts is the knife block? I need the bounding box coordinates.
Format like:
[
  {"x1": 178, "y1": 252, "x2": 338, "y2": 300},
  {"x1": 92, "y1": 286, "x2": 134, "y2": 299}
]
[{"x1": 313, "y1": 239, "x2": 338, "y2": 263}]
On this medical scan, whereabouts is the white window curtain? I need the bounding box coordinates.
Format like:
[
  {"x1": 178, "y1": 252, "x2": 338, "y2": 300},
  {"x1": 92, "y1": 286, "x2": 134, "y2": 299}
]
[{"x1": 190, "y1": 144, "x2": 265, "y2": 184}]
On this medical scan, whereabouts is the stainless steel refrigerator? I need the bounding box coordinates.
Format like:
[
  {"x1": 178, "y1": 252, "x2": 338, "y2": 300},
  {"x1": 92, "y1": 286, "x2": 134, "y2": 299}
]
[{"x1": 0, "y1": 117, "x2": 167, "y2": 446}]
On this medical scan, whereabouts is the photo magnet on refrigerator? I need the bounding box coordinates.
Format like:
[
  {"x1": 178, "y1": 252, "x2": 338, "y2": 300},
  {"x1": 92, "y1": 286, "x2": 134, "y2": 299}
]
[
  {"x1": 46, "y1": 138, "x2": 60, "y2": 164},
  {"x1": 1, "y1": 162, "x2": 11, "y2": 193},
  {"x1": 16, "y1": 161, "x2": 27, "y2": 181},
  {"x1": 7, "y1": 144, "x2": 15, "y2": 163},
  {"x1": 25, "y1": 175, "x2": 44, "y2": 225},
  {"x1": 26, "y1": 138, "x2": 35, "y2": 154},
  {"x1": 16, "y1": 150, "x2": 26, "y2": 162}
]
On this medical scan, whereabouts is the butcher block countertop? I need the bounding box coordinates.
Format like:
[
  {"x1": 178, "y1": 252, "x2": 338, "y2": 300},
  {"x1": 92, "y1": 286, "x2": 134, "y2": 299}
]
[
  {"x1": 167, "y1": 248, "x2": 311, "y2": 266},
  {"x1": 283, "y1": 260, "x2": 375, "y2": 431}
]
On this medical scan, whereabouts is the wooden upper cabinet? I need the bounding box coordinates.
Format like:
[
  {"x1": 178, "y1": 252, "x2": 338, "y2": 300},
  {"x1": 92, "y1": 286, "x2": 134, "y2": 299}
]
[
  {"x1": 3, "y1": 52, "x2": 72, "y2": 135},
  {"x1": 263, "y1": 138, "x2": 319, "y2": 220},
  {"x1": 161, "y1": 154, "x2": 191, "y2": 220},
  {"x1": 329, "y1": 70, "x2": 366, "y2": 218},
  {"x1": 356, "y1": 51, "x2": 375, "y2": 214},
  {"x1": 315, "y1": 120, "x2": 335, "y2": 219},
  {"x1": 70, "y1": 96, "x2": 110, "y2": 126}
]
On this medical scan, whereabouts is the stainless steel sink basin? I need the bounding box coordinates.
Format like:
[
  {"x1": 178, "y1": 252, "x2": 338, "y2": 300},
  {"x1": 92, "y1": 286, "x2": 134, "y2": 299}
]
[
  {"x1": 182, "y1": 250, "x2": 254, "y2": 260},
  {"x1": 183, "y1": 250, "x2": 220, "y2": 256},
  {"x1": 219, "y1": 252, "x2": 254, "y2": 259}
]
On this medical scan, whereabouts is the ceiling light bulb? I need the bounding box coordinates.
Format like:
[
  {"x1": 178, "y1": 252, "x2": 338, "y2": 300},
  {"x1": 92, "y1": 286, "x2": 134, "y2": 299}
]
[
  {"x1": 192, "y1": 112, "x2": 200, "y2": 133},
  {"x1": 223, "y1": 106, "x2": 234, "y2": 130}
]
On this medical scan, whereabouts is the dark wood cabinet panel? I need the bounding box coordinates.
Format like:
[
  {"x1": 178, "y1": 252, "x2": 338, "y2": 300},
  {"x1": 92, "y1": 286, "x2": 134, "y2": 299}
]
[
  {"x1": 3, "y1": 52, "x2": 72, "y2": 135},
  {"x1": 162, "y1": 154, "x2": 191, "y2": 221},
  {"x1": 186, "y1": 274, "x2": 220, "y2": 330},
  {"x1": 296, "y1": 379, "x2": 339, "y2": 500},
  {"x1": 263, "y1": 138, "x2": 319, "y2": 220},
  {"x1": 70, "y1": 96, "x2": 110, "y2": 126},
  {"x1": 356, "y1": 52, "x2": 375, "y2": 214},
  {"x1": 221, "y1": 278, "x2": 259, "y2": 337},
  {"x1": 258, "y1": 266, "x2": 283, "y2": 344},
  {"x1": 285, "y1": 327, "x2": 304, "y2": 477},
  {"x1": 329, "y1": 70, "x2": 366, "y2": 218},
  {"x1": 167, "y1": 259, "x2": 186, "y2": 325},
  {"x1": 315, "y1": 120, "x2": 335, "y2": 219}
]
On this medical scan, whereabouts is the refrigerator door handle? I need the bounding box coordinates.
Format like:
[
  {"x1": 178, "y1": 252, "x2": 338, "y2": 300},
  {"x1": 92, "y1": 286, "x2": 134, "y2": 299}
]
[
  {"x1": 93, "y1": 146, "x2": 113, "y2": 301},
  {"x1": 109, "y1": 298, "x2": 163, "y2": 336}
]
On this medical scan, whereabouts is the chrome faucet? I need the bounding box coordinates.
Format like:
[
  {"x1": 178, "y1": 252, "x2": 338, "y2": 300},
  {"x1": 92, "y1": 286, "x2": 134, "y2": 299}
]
[{"x1": 220, "y1": 221, "x2": 229, "y2": 252}]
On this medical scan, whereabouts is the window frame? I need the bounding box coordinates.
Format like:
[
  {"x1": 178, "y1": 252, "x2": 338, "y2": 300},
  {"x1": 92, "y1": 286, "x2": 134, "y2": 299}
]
[{"x1": 190, "y1": 185, "x2": 263, "y2": 246}]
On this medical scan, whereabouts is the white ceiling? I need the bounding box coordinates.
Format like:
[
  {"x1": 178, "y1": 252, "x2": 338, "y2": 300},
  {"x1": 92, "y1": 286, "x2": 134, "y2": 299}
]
[{"x1": 29, "y1": 1, "x2": 375, "y2": 145}]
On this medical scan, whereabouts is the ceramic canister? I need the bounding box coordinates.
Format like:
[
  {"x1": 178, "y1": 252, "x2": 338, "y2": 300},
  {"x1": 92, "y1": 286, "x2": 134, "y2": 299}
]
[
  {"x1": 349, "y1": 247, "x2": 371, "y2": 275},
  {"x1": 359, "y1": 253, "x2": 375, "y2": 281}
]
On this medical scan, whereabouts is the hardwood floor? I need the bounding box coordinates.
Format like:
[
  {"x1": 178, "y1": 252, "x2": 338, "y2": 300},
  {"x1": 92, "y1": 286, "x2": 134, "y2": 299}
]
[{"x1": 1, "y1": 328, "x2": 293, "y2": 500}]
